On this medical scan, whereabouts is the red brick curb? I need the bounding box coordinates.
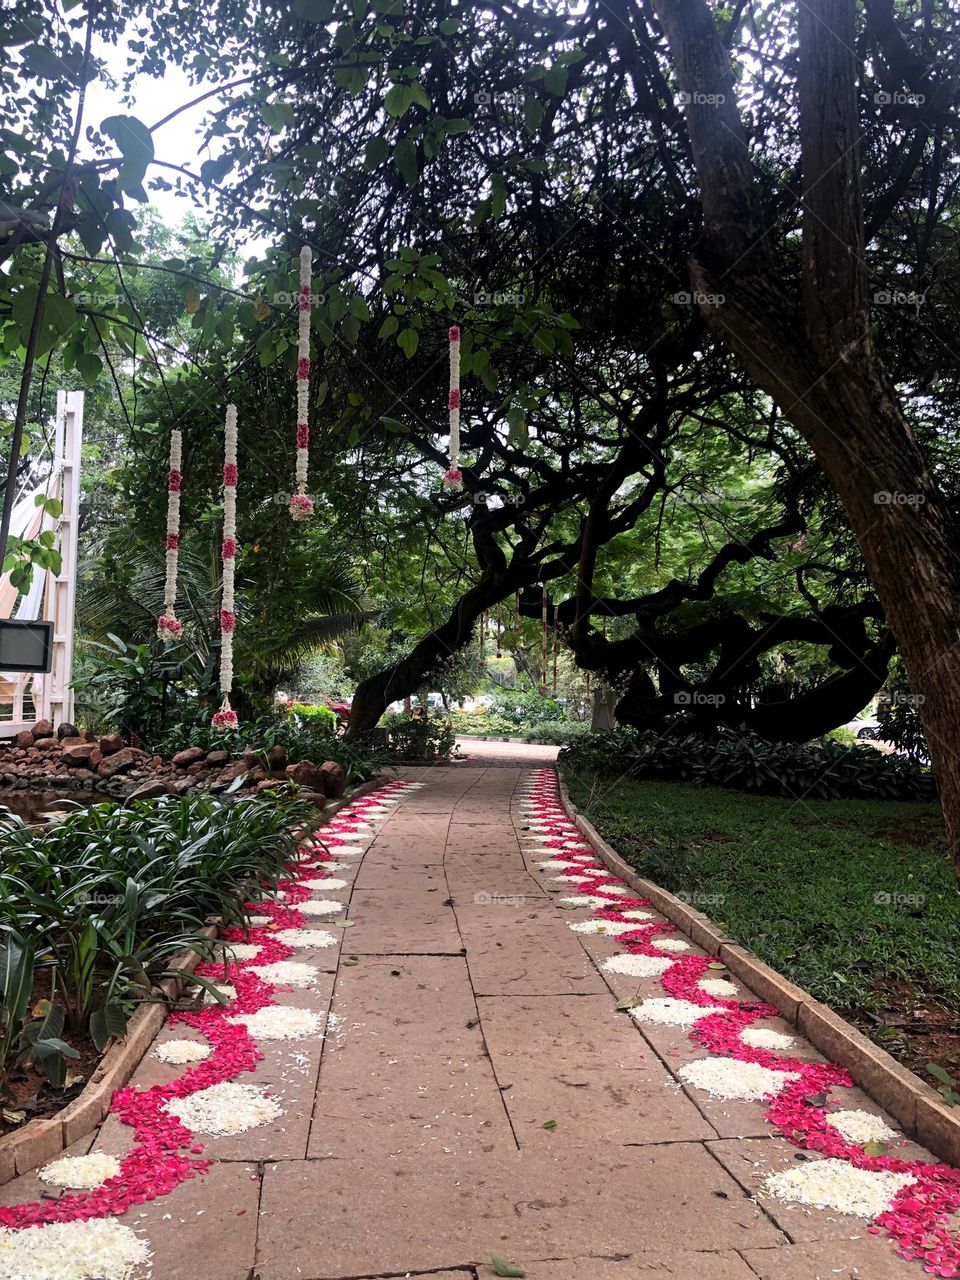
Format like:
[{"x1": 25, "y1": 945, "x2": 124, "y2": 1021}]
[
  {"x1": 556, "y1": 772, "x2": 960, "y2": 1167},
  {"x1": 0, "y1": 776, "x2": 386, "y2": 1184}
]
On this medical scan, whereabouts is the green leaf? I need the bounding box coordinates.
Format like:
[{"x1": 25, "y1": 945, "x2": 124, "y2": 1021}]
[
  {"x1": 100, "y1": 115, "x2": 154, "y2": 196},
  {"x1": 385, "y1": 83, "x2": 414, "y2": 118},
  {"x1": 335, "y1": 918, "x2": 355, "y2": 928},
  {"x1": 524, "y1": 96, "x2": 545, "y2": 133},
  {"x1": 75, "y1": 352, "x2": 103, "y2": 383},
  {"x1": 861, "y1": 1141, "x2": 890, "y2": 1156},
  {"x1": 543, "y1": 66, "x2": 569, "y2": 97},
  {"x1": 378, "y1": 314, "x2": 399, "y2": 338},
  {"x1": 393, "y1": 136, "x2": 418, "y2": 185},
  {"x1": 490, "y1": 1255, "x2": 526, "y2": 1278},
  {"x1": 262, "y1": 101, "x2": 295, "y2": 131},
  {"x1": 397, "y1": 327, "x2": 419, "y2": 358},
  {"x1": 541, "y1": 1119, "x2": 557, "y2": 1130},
  {"x1": 364, "y1": 135, "x2": 391, "y2": 169},
  {"x1": 927, "y1": 1062, "x2": 957, "y2": 1088}
]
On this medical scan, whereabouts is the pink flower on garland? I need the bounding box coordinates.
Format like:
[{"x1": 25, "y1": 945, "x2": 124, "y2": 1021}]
[
  {"x1": 219, "y1": 609, "x2": 235, "y2": 633},
  {"x1": 448, "y1": 389, "x2": 461, "y2": 409},
  {"x1": 221, "y1": 538, "x2": 237, "y2": 560},
  {"x1": 448, "y1": 324, "x2": 460, "y2": 342},
  {"x1": 299, "y1": 286, "x2": 312, "y2": 311},
  {"x1": 168, "y1": 469, "x2": 182, "y2": 492},
  {"x1": 166, "y1": 533, "x2": 179, "y2": 551},
  {"x1": 297, "y1": 357, "x2": 310, "y2": 380},
  {"x1": 443, "y1": 467, "x2": 463, "y2": 492},
  {"x1": 156, "y1": 615, "x2": 183, "y2": 637},
  {"x1": 223, "y1": 463, "x2": 238, "y2": 487},
  {"x1": 296, "y1": 424, "x2": 309, "y2": 449},
  {"x1": 212, "y1": 706, "x2": 239, "y2": 729},
  {"x1": 289, "y1": 493, "x2": 314, "y2": 521}
]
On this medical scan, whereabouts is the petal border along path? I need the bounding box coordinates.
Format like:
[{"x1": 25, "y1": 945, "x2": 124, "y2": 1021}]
[
  {"x1": 0, "y1": 779, "x2": 422, "y2": 1279},
  {"x1": 521, "y1": 767, "x2": 960, "y2": 1277}
]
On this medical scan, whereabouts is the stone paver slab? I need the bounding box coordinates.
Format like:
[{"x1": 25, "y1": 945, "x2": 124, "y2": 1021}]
[
  {"x1": 347, "y1": 887, "x2": 463, "y2": 953},
  {"x1": 743, "y1": 1238, "x2": 923, "y2": 1279},
  {"x1": 478, "y1": 994, "x2": 716, "y2": 1145},
  {"x1": 129, "y1": 1160, "x2": 259, "y2": 1280},
  {"x1": 309, "y1": 956, "x2": 513, "y2": 1158},
  {"x1": 257, "y1": 1144, "x2": 782, "y2": 1278},
  {"x1": 456, "y1": 903, "x2": 608, "y2": 996}
]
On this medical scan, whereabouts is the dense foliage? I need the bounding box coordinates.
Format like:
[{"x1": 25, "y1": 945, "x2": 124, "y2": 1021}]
[
  {"x1": 0, "y1": 793, "x2": 309, "y2": 1089},
  {"x1": 561, "y1": 729, "x2": 935, "y2": 801}
]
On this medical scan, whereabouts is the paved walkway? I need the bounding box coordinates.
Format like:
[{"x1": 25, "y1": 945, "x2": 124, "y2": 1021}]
[
  {"x1": 455, "y1": 737, "x2": 560, "y2": 767},
  {"x1": 0, "y1": 763, "x2": 946, "y2": 1280}
]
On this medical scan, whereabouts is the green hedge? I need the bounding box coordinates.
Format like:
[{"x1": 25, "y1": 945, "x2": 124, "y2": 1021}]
[{"x1": 560, "y1": 728, "x2": 934, "y2": 801}]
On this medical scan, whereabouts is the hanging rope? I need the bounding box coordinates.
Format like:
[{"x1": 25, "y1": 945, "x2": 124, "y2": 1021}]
[
  {"x1": 290, "y1": 246, "x2": 314, "y2": 521},
  {"x1": 552, "y1": 606, "x2": 559, "y2": 695},
  {"x1": 540, "y1": 583, "x2": 548, "y2": 692},
  {"x1": 443, "y1": 324, "x2": 463, "y2": 491},
  {"x1": 157, "y1": 429, "x2": 183, "y2": 643},
  {"x1": 496, "y1": 603, "x2": 502, "y2": 659},
  {"x1": 212, "y1": 405, "x2": 239, "y2": 729}
]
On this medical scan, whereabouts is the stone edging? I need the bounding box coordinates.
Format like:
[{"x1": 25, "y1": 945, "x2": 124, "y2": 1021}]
[
  {"x1": 557, "y1": 773, "x2": 960, "y2": 1167},
  {"x1": 0, "y1": 776, "x2": 385, "y2": 1185}
]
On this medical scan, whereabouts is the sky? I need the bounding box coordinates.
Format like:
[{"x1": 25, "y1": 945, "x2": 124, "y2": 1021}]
[{"x1": 83, "y1": 36, "x2": 271, "y2": 265}]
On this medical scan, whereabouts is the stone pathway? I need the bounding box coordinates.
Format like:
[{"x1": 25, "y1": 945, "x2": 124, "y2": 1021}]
[{"x1": 0, "y1": 763, "x2": 953, "y2": 1280}]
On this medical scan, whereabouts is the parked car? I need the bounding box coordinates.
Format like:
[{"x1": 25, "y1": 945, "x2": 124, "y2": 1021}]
[{"x1": 843, "y1": 715, "x2": 882, "y2": 740}]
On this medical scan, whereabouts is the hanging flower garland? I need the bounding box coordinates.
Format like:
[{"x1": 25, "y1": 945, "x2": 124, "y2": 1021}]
[
  {"x1": 290, "y1": 245, "x2": 314, "y2": 522},
  {"x1": 213, "y1": 404, "x2": 239, "y2": 729},
  {"x1": 443, "y1": 323, "x2": 463, "y2": 491},
  {"x1": 157, "y1": 430, "x2": 183, "y2": 643}
]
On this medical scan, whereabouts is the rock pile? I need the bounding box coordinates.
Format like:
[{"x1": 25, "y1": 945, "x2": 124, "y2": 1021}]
[{"x1": 0, "y1": 720, "x2": 347, "y2": 808}]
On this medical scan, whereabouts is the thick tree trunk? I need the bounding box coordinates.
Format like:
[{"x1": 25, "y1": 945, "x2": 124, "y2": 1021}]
[{"x1": 649, "y1": 0, "x2": 960, "y2": 871}]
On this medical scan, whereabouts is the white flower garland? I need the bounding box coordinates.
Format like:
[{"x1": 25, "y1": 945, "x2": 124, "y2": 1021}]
[
  {"x1": 157, "y1": 430, "x2": 183, "y2": 643},
  {"x1": 443, "y1": 324, "x2": 463, "y2": 490},
  {"x1": 213, "y1": 404, "x2": 239, "y2": 729},
  {"x1": 290, "y1": 246, "x2": 314, "y2": 521}
]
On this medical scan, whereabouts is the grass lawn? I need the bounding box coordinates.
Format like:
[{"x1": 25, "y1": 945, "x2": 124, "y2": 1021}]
[{"x1": 563, "y1": 768, "x2": 960, "y2": 1084}]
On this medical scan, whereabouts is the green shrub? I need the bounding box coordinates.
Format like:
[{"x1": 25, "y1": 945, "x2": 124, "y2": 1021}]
[
  {"x1": 523, "y1": 719, "x2": 592, "y2": 744},
  {"x1": 0, "y1": 793, "x2": 311, "y2": 1079},
  {"x1": 290, "y1": 703, "x2": 338, "y2": 732},
  {"x1": 382, "y1": 711, "x2": 455, "y2": 761},
  {"x1": 560, "y1": 728, "x2": 934, "y2": 801}
]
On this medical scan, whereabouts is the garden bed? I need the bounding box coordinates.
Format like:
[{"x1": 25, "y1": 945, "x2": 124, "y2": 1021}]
[{"x1": 562, "y1": 769, "x2": 960, "y2": 1103}]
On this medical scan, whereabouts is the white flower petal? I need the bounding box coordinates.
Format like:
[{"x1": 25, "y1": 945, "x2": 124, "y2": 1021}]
[
  {"x1": 629, "y1": 997, "x2": 723, "y2": 1027},
  {"x1": 679, "y1": 1056, "x2": 800, "y2": 1100},
  {"x1": 166, "y1": 1081, "x2": 283, "y2": 1135},
  {"x1": 155, "y1": 1038, "x2": 213, "y2": 1065},
  {"x1": 38, "y1": 1152, "x2": 121, "y2": 1190},
  {"x1": 764, "y1": 1158, "x2": 915, "y2": 1218},
  {"x1": 828, "y1": 1109, "x2": 899, "y2": 1145},
  {"x1": 602, "y1": 953, "x2": 673, "y2": 977},
  {"x1": 0, "y1": 1218, "x2": 150, "y2": 1280},
  {"x1": 229, "y1": 1006, "x2": 324, "y2": 1041},
  {"x1": 741, "y1": 1026, "x2": 796, "y2": 1051}
]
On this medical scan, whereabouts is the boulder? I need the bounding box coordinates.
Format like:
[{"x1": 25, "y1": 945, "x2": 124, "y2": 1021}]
[
  {"x1": 300, "y1": 790, "x2": 327, "y2": 810},
  {"x1": 126, "y1": 780, "x2": 177, "y2": 803},
  {"x1": 62, "y1": 743, "x2": 97, "y2": 766},
  {"x1": 285, "y1": 759, "x2": 326, "y2": 791},
  {"x1": 172, "y1": 746, "x2": 206, "y2": 768},
  {"x1": 31, "y1": 719, "x2": 54, "y2": 739},
  {"x1": 56, "y1": 722, "x2": 78, "y2": 739},
  {"x1": 14, "y1": 731, "x2": 33, "y2": 748},
  {"x1": 267, "y1": 745, "x2": 287, "y2": 771},
  {"x1": 319, "y1": 760, "x2": 347, "y2": 799},
  {"x1": 97, "y1": 747, "x2": 140, "y2": 779},
  {"x1": 72, "y1": 768, "x2": 97, "y2": 786},
  {"x1": 33, "y1": 736, "x2": 58, "y2": 749},
  {"x1": 206, "y1": 749, "x2": 230, "y2": 765},
  {"x1": 99, "y1": 733, "x2": 124, "y2": 756},
  {"x1": 60, "y1": 736, "x2": 88, "y2": 750},
  {"x1": 220, "y1": 760, "x2": 251, "y2": 782}
]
